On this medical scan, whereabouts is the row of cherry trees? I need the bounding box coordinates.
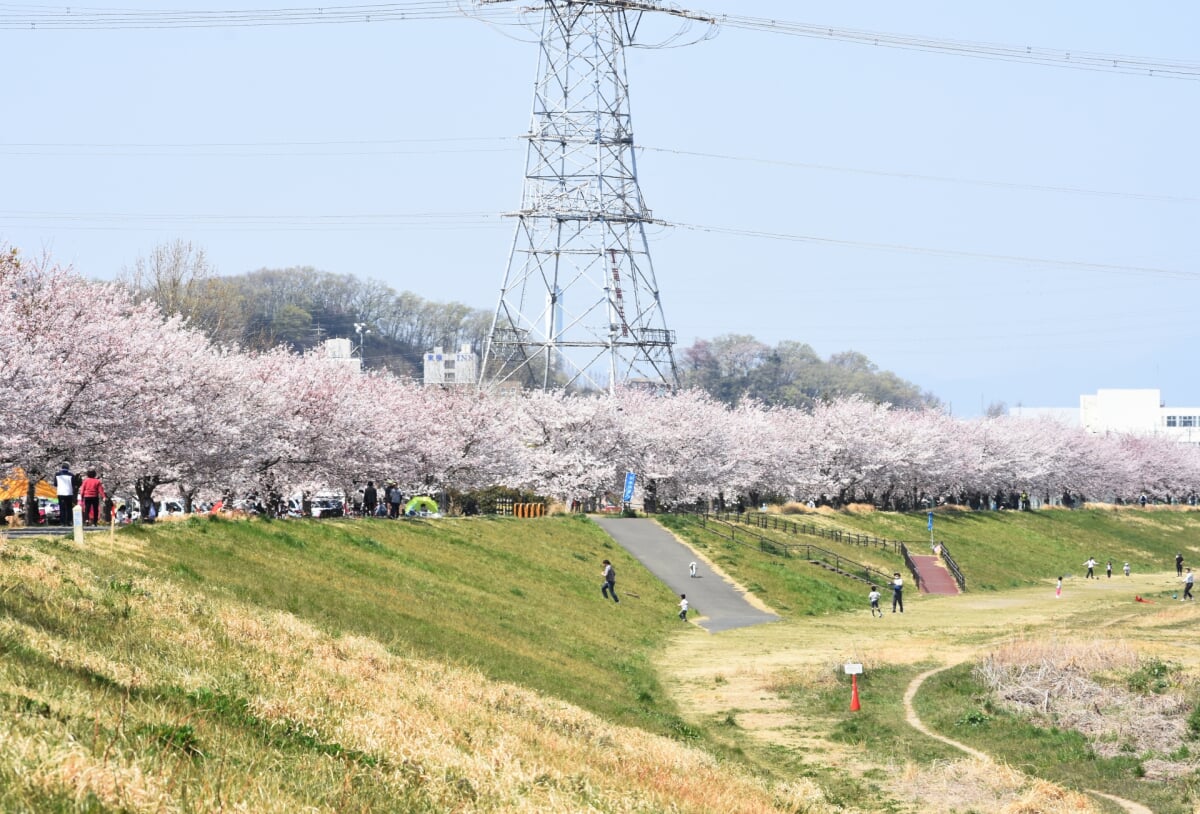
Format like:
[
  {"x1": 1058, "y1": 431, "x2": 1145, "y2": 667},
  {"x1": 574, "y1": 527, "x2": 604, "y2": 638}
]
[{"x1": 3, "y1": 249, "x2": 1199, "y2": 515}]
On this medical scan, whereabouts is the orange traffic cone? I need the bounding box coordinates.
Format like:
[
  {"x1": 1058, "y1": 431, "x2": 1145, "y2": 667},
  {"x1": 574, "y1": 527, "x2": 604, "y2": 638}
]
[{"x1": 850, "y1": 674, "x2": 861, "y2": 711}]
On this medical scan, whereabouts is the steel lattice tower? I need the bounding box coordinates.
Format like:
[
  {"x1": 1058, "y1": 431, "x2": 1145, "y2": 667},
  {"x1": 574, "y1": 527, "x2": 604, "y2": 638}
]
[{"x1": 479, "y1": 0, "x2": 702, "y2": 394}]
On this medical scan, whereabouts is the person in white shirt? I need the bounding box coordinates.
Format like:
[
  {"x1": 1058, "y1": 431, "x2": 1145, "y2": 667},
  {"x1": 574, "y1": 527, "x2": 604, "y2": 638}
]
[
  {"x1": 891, "y1": 573, "x2": 904, "y2": 613},
  {"x1": 1083, "y1": 558, "x2": 1097, "y2": 579},
  {"x1": 678, "y1": 594, "x2": 688, "y2": 620},
  {"x1": 54, "y1": 462, "x2": 76, "y2": 526},
  {"x1": 868, "y1": 586, "x2": 882, "y2": 618}
]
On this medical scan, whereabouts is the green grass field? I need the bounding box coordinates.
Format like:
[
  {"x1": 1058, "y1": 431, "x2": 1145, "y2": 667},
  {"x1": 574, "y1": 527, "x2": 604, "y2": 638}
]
[{"x1": 3, "y1": 507, "x2": 1200, "y2": 812}]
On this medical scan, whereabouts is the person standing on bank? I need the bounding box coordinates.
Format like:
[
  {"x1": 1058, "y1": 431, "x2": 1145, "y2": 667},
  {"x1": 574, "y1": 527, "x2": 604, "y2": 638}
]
[
  {"x1": 55, "y1": 462, "x2": 76, "y2": 526},
  {"x1": 1106, "y1": 560, "x2": 1113, "y2": 579},
  {"x1": 1177, "y1": 553, "x2": 1185, "y2": 577},
  {"x1": 1083, "y1": 557, "x2": 1097, "y2": 579},
  {"x1": 78, "y1": 469, "x2": 106, "y2": 526},
  {"x1": 362, "y1": 481, "x2": 378, "y2": 518},
  {"x1": 891, "y1": 572, "x2": 904, "y2": 613},
  {"x1": 1124, "y1": 562, "x2": 1131, "y2": 577},
  {"x1": 601, "y1": 559, "x2": 619, "y2": 603}
]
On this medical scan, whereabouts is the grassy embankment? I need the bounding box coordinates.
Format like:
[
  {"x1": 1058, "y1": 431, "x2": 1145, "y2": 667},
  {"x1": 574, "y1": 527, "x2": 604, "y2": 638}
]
[
  {"x1": 665, "y1": 503, "x2": 1200, "y2": 590},
  {"x1": 4, "y1": 507, "x2": 1200, "y2": 812},
  {"x1": 658, "y1": 506, "x2": 1200, "y2": 813},
  {"x1": 0, "y1": 514, "x2": 825, "y2": 813}
]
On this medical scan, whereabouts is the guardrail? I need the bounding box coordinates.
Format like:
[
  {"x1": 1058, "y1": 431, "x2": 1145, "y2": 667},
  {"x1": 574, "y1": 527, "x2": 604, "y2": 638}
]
[
  {"x1": 899, "y1": 542, "x2": 922, "y2": 592},
  {"x1": 708, "y1": 510, "x2": 932, "y2": 555},
  {"x1": 937, "y1": 542, "x2": 967, "y2": 590},
  {"x1": 693, "y1": 513, "x2": 894, "y2": 588}
]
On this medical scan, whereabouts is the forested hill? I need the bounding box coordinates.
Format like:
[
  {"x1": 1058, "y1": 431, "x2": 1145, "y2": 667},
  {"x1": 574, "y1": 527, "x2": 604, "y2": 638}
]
[{"x1": 122, "y1": 240, "x2": 935, "y2": 407}]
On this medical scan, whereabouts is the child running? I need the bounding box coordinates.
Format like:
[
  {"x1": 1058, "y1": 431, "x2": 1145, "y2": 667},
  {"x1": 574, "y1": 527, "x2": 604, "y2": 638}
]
[
  {"x1": 868, "y1": 586, "x2": 882, "y2": 618},
  {"x1": 678, "y1": 594, "x2": 689, "y2": 621}
]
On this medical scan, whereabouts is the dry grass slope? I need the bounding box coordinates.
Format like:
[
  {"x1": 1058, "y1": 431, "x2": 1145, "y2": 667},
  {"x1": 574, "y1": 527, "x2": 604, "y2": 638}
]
[{"x1": 0, "y1": 537, "x2": 831, "y2": 813}]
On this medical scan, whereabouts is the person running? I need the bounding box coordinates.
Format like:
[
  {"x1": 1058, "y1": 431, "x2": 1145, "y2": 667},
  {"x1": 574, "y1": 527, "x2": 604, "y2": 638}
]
[
  {"x1": 678, "y1": 594, "x2": 688, "y2": 620},
  {"x1": 1056, "y1": 576, "x2": 1063, "y2": 598},
  {"x1": 601, "y1": 559, "x2": 619, "y2": 603},
  {"x1": 891, "y1": 572, "x2": 904, "y2": 613},
  {"x1": 1185, "y1": 569, "x2": 1194, "y2": 601},
  {"x1": 868, "y1": 586, "x2": 882, "y2": 618},
  {"x1": 1083, "y1": 558, "x2": 1097, "y2": 579}
]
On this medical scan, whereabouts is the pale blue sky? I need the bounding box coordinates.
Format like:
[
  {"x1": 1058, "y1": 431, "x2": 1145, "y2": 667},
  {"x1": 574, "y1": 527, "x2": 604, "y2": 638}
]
[{"x1": 3, "y1": 1, "x2": 1197, "y2": 416}]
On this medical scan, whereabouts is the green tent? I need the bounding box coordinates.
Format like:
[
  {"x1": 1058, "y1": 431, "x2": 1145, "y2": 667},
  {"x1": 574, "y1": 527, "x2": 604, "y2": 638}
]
[{"x1": 404, "y1": 496, "x2": 439, "y2": 515}]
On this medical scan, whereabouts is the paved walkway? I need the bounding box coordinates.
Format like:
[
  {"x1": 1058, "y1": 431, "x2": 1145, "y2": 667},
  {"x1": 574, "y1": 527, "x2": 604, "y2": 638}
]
[{"x1": 593, "y1": 517, "x2": 779, "y2": 633}]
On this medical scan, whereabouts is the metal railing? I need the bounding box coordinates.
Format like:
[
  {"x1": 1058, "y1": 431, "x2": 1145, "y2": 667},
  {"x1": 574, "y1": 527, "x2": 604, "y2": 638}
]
[
  {"x1": 693, "y1": 513, "x2": 894, "y2": 588},
  {"x1": 899, "y1": 542, "x2": 922, "y2": 592},
  {"x1": 937, "y1": 542, "x2": 967, "y2": 591},
  {"x1": 708, "y1": 510, "x2": 928, "y2": 555}
]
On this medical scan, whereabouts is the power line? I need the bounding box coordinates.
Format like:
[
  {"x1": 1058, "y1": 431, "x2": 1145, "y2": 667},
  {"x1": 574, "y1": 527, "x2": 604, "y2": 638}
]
[
  {"x1": 640, "y1": 146, "x2": 1200, "y2": 206},
  {"x1": 668, "y1": 220, "x2": 1200, "y2": 282},
  {"x1": 710, "y1": 13, "x2": 1200, "y2": 80},
  {"x1": 1, "y1": 2, "x2": 1195, "y2": 81},
  {"x1": 1, "y1": 135, "x2": 1190, "y2": 206},
  {"x1": 0, "y1": 1, "x2": 512, "y2": 29},
  {"x1": 1, "y1": 206, "x2": 1191, "y2": 282}
]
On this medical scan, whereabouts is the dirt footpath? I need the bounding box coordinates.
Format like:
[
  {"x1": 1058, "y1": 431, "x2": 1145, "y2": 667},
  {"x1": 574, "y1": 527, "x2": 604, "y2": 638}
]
[{"x1": 658, "y1": 571, "x2": 1198, "y2": 813}]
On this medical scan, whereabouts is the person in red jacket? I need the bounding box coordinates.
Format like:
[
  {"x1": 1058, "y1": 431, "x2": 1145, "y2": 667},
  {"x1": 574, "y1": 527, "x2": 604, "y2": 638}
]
[{"x1": 79, "y1": 468, "x2": 106, "y2": 526}]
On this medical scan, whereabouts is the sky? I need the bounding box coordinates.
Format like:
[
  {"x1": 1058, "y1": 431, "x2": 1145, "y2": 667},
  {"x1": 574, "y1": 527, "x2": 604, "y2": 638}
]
[{"x1": 3, "y1": 0, "x2": 1198, "y2": 417}]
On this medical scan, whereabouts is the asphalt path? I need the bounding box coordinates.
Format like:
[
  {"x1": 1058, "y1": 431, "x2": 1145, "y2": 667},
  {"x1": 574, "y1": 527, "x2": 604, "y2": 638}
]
[{"x1": 593, "y1": 516, "x2": 780, "y2": 633}]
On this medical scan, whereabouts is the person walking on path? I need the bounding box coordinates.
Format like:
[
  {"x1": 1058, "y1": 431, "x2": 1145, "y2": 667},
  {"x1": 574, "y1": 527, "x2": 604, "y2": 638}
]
[
  {"x1": 1083, "y1": 558, "x2": 1097, "y2": 579},
  {"x1": 1185, "y1": 569, "x2": 1194, "y2": 601},
  {"x1": 1177, "y1": 553, "x2": 1185, "y2": 577},
  {"x1": 891, "y1": 572, "x2": 904, "y2": 613},
  {"x1": 689, "y1": 561, "x2": 697, "y2": 578},
  {"x1": 78, "y1": 469, "x2": 106, "y2": 526},
  {"x1": 1124, "y1": 562, "x2": 1131, "y2": 577},
  {"x1": 868, "y1": 586, "x2": 882, "y2": 618},
  {"x1": 1056, "y1": 576, "x2": 1063, "y2": 598},
  {"x1": 601, "y1": 559, "x2": 619, "y2": 603},
  {"x1": 678, "y1": 594, "x2": 688, "y2": 620},
  {"x1": 54, "y1": 462, "x2": 76, "y2": 526}
]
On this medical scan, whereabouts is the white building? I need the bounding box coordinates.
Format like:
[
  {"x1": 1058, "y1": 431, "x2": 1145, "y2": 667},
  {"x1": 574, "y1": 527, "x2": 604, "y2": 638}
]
[
  {"x1": 321, "y1": 337, "x2": 361, "y2": 373},
  {"x1": 1011, "y1": 389, "x2": 1200, "y2": 444},
  {"x1": 423, "y1": 344, "x2": 478, "y2": 386}
]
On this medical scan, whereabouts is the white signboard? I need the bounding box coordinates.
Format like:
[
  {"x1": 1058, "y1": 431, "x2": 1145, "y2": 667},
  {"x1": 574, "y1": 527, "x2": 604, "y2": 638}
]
[{"x1": 843, "y1": 662, "x2": 863, "y2": 675}]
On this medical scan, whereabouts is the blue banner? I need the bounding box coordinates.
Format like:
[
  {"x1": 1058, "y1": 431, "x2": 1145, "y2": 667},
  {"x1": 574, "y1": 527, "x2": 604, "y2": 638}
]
[
  {"x1": 622, "y1": 471, "x2": 637, "y2": 502},
  {"x1": 927, "y1": 511, "x2": 934, "y2": 532}
]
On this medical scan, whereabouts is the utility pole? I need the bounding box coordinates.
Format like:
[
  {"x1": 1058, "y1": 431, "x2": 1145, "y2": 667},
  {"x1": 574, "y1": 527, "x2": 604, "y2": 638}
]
[
  {"x1": 354, "y1": 322, "x2": 371, "y2": 365},
  {"x1": 478, "y1": 0, "x2": 712, "y2": 394}
]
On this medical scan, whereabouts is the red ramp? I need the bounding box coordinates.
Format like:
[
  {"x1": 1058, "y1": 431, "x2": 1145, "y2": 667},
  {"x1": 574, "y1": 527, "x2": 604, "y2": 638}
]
[{"x1": 911, "y1": 554, "x2": 960, "y2": 595}]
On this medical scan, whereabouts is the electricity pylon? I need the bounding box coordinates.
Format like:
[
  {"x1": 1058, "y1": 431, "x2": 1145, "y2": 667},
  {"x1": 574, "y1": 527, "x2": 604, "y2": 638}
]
[{"x1": 478, "y1": 0, "x2": 711, "y2": 394}]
